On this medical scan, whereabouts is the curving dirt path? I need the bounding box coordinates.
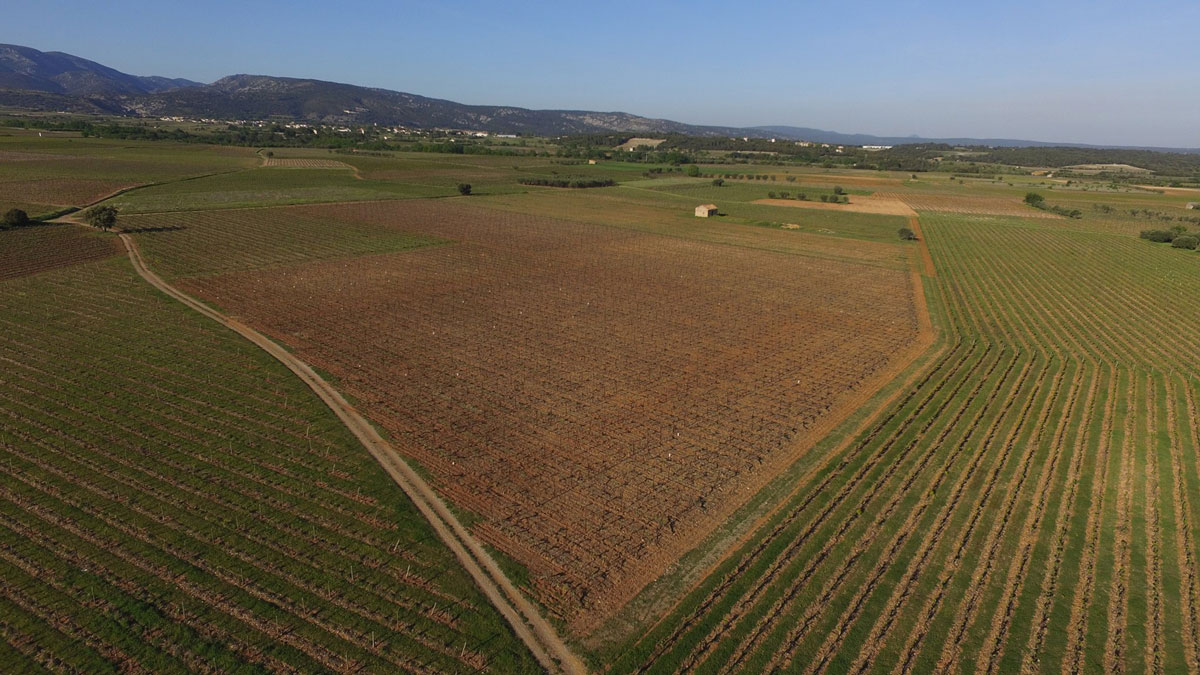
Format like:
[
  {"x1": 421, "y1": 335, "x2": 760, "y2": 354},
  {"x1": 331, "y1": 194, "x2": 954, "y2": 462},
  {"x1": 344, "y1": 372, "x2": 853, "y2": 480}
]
[{"x1": 117, "y1": 232, "x2": 586, "y2": 675}]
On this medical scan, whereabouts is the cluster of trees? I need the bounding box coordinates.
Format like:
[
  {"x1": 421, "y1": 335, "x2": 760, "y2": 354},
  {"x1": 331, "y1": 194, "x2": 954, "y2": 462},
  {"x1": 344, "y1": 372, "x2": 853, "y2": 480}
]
[
  {"x1": 517, "y1": 177, "x2": 615, "y2": 188},
  {"x1": 405, "y1": 142, "x2": 524, "y2": 156},
  {"x1": 1140, "y1": 225, "x2": 1200, "y2": 250},
  {"x1": 1024, "y1": 192, "x2": 1082, "y2": 218},
  {"x1": 641, "y1": 166, "x2": 687, "y2": 177},
  {"x1": 977, "y1": 146, "x2": 1200, "y2": 176},
  {"x1": 761, "y1": 190, "x2": 846, "y2": 203},
  {"x1": 1096, "y1": 203, "x2": 1200, "y2": 226}
]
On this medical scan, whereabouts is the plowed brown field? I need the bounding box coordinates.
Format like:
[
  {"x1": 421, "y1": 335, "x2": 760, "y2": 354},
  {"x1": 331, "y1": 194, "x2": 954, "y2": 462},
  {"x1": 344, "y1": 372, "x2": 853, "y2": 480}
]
[
  {"x1": 173, "y1": 199, "x2": 924, "y2": 632},
  {"x1": 0, "y1": 225, "x2": 120, "y2": 281},
  {"x1": 262, "y1": 158, "x2": 355, "y2": 169},
  {"x1": 0, "y1": 178, "x2": 139, "y2": 208},
  {"x1": 874, "y1": 192, "x2": 1065, "y2": 218},
  {"x1": 753, "y1": 195, "x2": 917, "y2": 216}
]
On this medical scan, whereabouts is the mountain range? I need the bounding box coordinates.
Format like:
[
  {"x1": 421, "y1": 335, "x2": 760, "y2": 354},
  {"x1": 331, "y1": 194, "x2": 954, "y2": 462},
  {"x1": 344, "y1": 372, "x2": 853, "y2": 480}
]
[{"x1": 1, "y1": 43, "x2": 1195, "y2": 151}]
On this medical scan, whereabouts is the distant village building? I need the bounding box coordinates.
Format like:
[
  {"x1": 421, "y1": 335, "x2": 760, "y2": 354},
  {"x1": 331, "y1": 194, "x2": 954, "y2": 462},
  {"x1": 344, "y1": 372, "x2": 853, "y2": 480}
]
[
  {"x1": 862, "y1": 145, "x2": 893, "y2": 151},
  {"x1": 588, "y1": 159, "x2": 597, "y2": 165},
  {"x1": 695, "y1": 204, "x2": 718, "y2": 218}
]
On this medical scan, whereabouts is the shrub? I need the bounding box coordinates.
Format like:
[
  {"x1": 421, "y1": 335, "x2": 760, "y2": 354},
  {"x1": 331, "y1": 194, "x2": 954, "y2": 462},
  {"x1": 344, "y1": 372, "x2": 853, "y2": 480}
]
[
  {"x1": 1141, "y1": 229, "x2": 1176, "y2": 243},
  {"x1": 712, "y1": 178, "x2": 724, "y2": 187},
  {"x1": 2, "y1": 208, "x2": 30, "y2": 229},
  {"x1": 1171, "y1": 235, "x2": 1199, "y2": 250},
  {"x1": 898, "y1": 227, "x2": 917, "y2": 241},
  {"x1": 686, "y1": 165, "x2": 700, "y2": 177},
  {"x1": 1024, "y1": 192, "x2": 1045, "y2": 207},
  {"x1": 457, "y1": 183, "x2": 472, "y2": 195},
  {"x1": 768, "y1": 191, "x2": 776, "y2": 199},
  {"x1": 819, "y1": 195, "x2": 830, "y2": 202},
  {"x1": 833, "y1": 185, "x2": 845, "y2": 195},
  {"x1": 796, "y1": 193, "x2": 806, "y2": 200}
]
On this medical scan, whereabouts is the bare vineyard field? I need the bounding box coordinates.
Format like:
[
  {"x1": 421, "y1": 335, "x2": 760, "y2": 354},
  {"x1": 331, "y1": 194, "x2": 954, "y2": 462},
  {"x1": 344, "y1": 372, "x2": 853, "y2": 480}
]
[
  {"x1": 0, "y1": 243, "x2": 540, "y2": 673},
  {"x1": 608, "y1": 210, "x2": 1200, "y2": 672},
  {"x1": 0, "y1": 136, "x2": 257, "y2": 215},
  {"x1": 0, "y1": 177, "x2": 139, "y2": 210},
  {"x1": 0, "y1": 225, "x2": 119, "y2": 281},
  {"x1": 152, "y1": 198, "x2": 927, "y2": 633},
  {"x1": 477, "y1": 186, "x2": 917, "y2": 255},
  {"x1": 121, "y1": 206, "x2": 445, "y2": 277},
  {"x1": 262, "y1": 157, "x2": 356, "y2": 169},
  {"x1": 873, "y1": 191, "x2": 1065, "y2": 218}
]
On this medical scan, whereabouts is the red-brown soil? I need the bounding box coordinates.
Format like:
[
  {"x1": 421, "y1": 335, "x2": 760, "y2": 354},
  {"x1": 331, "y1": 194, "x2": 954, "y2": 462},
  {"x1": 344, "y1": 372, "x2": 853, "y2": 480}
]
[
  {"x1": 0, "y1": 178, "x2": 140, "y2": 208},
  {"x1": 874, "y1": 192, "x2": 1064, "y2": 219},
  {"x1": 0, "y1": 225, "x2": 120, "y2": 282},
  {"x1": 176, "y1": 199, "x2": 924, "y2": 633}
]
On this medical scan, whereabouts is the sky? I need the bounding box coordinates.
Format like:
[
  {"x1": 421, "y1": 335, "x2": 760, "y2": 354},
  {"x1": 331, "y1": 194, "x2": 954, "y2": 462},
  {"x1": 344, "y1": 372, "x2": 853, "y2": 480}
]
[{"x1": 5, "y1": 0, "x2": 1200, "y2": 147}]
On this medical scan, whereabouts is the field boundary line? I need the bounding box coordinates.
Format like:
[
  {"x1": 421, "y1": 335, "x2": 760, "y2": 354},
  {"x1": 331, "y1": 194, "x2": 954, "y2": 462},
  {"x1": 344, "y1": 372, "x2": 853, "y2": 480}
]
[{"x1": 116, "y1": 232, "x2": 586, "y2": 675}]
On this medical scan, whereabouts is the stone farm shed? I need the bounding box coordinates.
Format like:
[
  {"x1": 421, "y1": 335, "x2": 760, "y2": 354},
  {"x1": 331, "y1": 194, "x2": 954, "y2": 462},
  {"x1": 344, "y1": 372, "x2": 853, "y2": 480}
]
[{"x1": 695, "y1": 204, "x2": 718, "y2": 217}]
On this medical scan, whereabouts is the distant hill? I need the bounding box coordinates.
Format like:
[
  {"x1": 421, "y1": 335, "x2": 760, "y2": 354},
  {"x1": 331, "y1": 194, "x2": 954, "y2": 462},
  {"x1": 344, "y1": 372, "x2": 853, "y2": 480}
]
[
  {"x1": 0, "y1": 44, "x2": 202, "y2": 96},
  {"x1": 120, "y1": 73, "x2": 751, "y2": 136},
  {"x1": 0, "y1": 44, "x2": 1196, "y2": 152},
  {"x1": 752, "y1": 125, "x2": 1200, "y2": 154}
]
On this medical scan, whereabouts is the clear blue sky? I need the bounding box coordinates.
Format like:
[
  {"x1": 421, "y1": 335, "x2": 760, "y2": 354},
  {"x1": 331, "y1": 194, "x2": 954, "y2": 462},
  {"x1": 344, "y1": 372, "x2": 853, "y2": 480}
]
[{"x1": 6, "y1": 0, "x2": 1199, "y2": 147}]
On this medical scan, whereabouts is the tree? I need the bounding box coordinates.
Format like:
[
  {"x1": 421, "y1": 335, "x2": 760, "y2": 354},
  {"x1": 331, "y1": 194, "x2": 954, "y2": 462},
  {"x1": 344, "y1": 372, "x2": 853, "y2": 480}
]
[
  {"x1": 898, "y1": 227, "x2": 918, "y2": 241},
  {"x1": 833, "y1": 185, "x2": 845, "y2": 195},
  {"x1": 457, "y1": 183, "x2": 472, "y2": 196},
  {"x1": 83, "y1": 205, "x2": 118, "y2": 231},
  {"x1": 1024, "y1": 192, "x2": 1045, "y2": 207},
  {"x1": 1171, "y1": 235, "x2": 1199, "y2": 250},
  {"x1": 686, "y1": 164, "x2": 700, "y2": 177},
  {"x1": 1, "y1": 208, "x2": 30, "y2": 229},
  {"x1": 712, "y1": 178, "x2": 724, "y2": 187}
]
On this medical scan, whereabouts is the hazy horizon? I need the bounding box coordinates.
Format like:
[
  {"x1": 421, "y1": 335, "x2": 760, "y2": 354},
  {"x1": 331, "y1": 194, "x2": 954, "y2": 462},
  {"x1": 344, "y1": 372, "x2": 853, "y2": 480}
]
[{"x1": 5, "y1": 0, "x2": 1199, "y2": 147}]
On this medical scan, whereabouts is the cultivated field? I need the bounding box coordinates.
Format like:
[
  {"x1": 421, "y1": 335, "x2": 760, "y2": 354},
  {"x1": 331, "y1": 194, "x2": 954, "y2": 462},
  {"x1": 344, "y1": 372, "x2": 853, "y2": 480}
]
[
  {"x1": 0, "y1": 136, "x2": 256, "y2": 216},
  {"x1": 0, "y1": 224, "x2": 119, "y2": 281},
  {"x1": 0, "y1": 227, "x2": 541, "y2": 673},
  {"x1": 261, "y1": 157, "x2": 356, "y2": 169},
  {"x1": 608, "y1": 211, "x2": 1200, "y2": 672},
  {"x1": 145, "y1": 198, "x2": 927, "y2": 633},
  {"x1": 6, "y1": 127, "x2": 1200, "y2": 672}
]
